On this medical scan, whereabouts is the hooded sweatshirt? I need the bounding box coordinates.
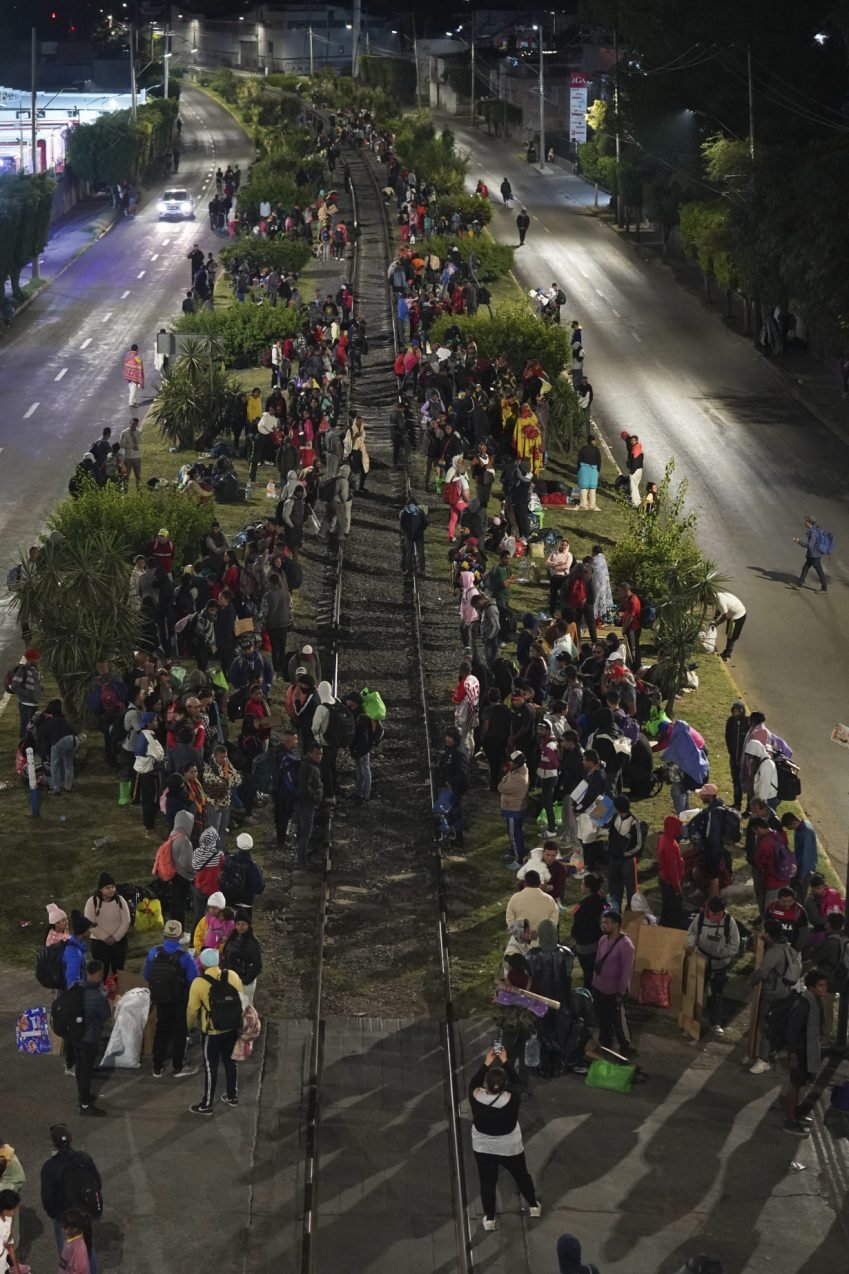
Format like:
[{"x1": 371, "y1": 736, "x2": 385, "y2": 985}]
[
  {"x1": 498, "y1": 763, "x2": 529, "y2": 812},
  {"x1": 171, "y1": 809, "x2": 195, "y2": 881},
  {"x1": 687, "y1": 908, "x2": 740, "y2": 970},
  {"x1": 557, "y1": 1234, "x2": 600, "y2": 1274},
  {"x1": 310, "y1": 680, "x2": 335, "y2": 747},
  {"x1": 656, "y1": 815, "x2": 684, "y2": 891},
  {"x1": 744, "y1": 739, "x2": 778, "y2": 801}
]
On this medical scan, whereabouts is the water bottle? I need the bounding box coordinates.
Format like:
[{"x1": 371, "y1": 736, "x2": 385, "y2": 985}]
[{"x1": 524, "y1": 1031, "x2": 541, "y2": 1070}]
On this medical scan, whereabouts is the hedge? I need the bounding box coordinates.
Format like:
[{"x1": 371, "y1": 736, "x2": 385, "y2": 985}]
[
  {"x1": 432, "y1": 193, "x2": 493, "y2": 228},
  {"x1": 172, "y1": 301, "x2": 304, "y2": 367},
  {"x1": 219, "y1": 239, "x2": 313, "y2": 277},
  {"x1": 426, "y1": 235, "x2": 513, "y2": 283},
  {"x1": 49, "y1": 485, "x2": 214, "y2": 575}
]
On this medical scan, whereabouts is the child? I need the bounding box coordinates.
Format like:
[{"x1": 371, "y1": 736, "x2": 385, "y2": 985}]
[
  {"x1": 0, "y1": 1190, "x2": 27, "y2": 1274},
  {"x1": 59, "y1": 1209, "x2": 91, "y2": 1274},
  {"x1": 195, "y1": 900, "x2": 235, "y2": 969},
  {"x1": 45, "y1": 903, "x2": 70, "y2": 945}
]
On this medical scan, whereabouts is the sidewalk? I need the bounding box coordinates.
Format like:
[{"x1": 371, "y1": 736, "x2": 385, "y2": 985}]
[{"x1": 17, "y1": 194, "x2": 120, "y2": 294}]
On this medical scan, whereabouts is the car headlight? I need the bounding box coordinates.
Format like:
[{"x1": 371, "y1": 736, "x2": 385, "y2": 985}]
[
  {"x1": 157, "y1": 200, "x2": 167, "y2": 211},
  {"x1": 180, "y1": 201, "x2": 192, "y2": 212}
]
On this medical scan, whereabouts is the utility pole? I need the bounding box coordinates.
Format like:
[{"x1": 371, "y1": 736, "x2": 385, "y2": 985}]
[
  {"x1": 470, "y1": 10, "x2": 475, "y2": 126},
  {"x1": 130, "y1": 22, "x2": 138, "y2": 121},
  {"x1": 613, "y1": 25, "x2": 622, "y2": 225},
  {"x1": 30, "y1": 26, "x2": 40, "y2": 280},
  {"x1": 747, "y1": 45, "x2": 755, "y2": 159},
  {"x1": 351, "y1": 0, "x2": 361, "y2": 78},
  {"x1": 412, "y1": 13, "x2": 421, "y2": 110},
  {"x1": 309, "y1": 26, "x2": 314, "y2": 76},
  {"x1": 538, "y1": 19, "x2": 546, "y2": 171},
  {"x1": 163, "y1": 3, "x2": 170, "y2": 101}
]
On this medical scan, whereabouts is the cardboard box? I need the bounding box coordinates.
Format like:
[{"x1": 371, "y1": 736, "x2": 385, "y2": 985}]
[
  {"x1": 679, "y1": 951, "x2": 708, "y2": 1039},
  {"x1": 628, "y1": 922, "x2": 688, "y2": 1013}
]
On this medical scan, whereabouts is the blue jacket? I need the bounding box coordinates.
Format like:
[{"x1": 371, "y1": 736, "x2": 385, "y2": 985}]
[
  {"x1": 81, "y1": 981, "x2": 111, "y2": 1044},
  {"x1": 661, "y1": 720, "x2": 709, "y2": 785},
  {"x1": 794, "y1": 819, "x2": 818, "y2": 878},
  {"x1": 62, "y1": 936, "x2": 88, "y2": 987},
  {"x1": 143, "y1": 939, "x2": 198, "y2": 988},
  {"x1": 228, "y1": 650, "x2": 272, "y2": 696}
]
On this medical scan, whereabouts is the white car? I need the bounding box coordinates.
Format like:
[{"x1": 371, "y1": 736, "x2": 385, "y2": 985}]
[{"x1": 157, "y1": 188, "x2": 194, "y2": 220}]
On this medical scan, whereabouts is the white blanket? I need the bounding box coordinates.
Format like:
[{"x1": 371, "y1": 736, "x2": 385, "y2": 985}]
[{"x1": 99, "y1": 987, "x2": 150, "y2": 1069}]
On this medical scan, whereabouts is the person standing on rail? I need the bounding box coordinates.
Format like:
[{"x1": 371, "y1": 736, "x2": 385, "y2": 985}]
[{"x1": 469, "y1": 1044, "x2": 541, "y2": 1231}]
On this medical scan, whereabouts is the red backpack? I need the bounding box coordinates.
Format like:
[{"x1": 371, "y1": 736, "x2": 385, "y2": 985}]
[
  {"x1": 566, "y1": 575, "x2": 587, "y2": 609},
  {"x1": 152, "y1": 833, "x2": 178, "y2": 882}
]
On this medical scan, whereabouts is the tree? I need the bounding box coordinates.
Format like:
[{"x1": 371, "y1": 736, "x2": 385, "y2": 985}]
[
  {"x1": 10, "y1": 530, "x2": 143, "y2": 720},
  {"x1": 151, "y1": 337, "x2": 238, "y2": 448},
  {"x1": 67, "y1": 112, "x2": 138, "y2": 186},
  {"x1": 0, "y1": 173, "x2": 56, "y2": 299},
  {"x1": 643, "y1": 175, "x2": 683, "y2": 257}
]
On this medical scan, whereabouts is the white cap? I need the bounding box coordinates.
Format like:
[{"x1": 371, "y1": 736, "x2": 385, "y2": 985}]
[{"x1": 236, "y1": 833, "x2": 253, "y2": 851}]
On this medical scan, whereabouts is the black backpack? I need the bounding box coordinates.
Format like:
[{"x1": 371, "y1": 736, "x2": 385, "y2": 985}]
[
  {"x1": 35, "y1": 942, "x2": 66, "y2": 990},
  {"x1": 775, "y1": 755, "x2": 802, "y2": 801},
  {"x1": 203, "y1": 970, "x2": 243, "y2": 1032},
  {"x1": 219, "y1": 855, "x2": 249, "y2": 903},
  {"x1": 61, "y1": 1153, "x2": 103, "y2": 1218},
  {"x1": 318, "y1": 476, "x2": 336, "y2": 501},
  {"x1": 325, "y1": 700, "x2": 355, "y2": 749},
  {"x1": 147, "y1": 948, "x2": 185, "y2": 1006},
  {"x1": 764, "y1": 991, "x2": 801, "y2": 1050},
  {"x1": 50, "y1": 984, "x2": 85, "y2": 1042}
]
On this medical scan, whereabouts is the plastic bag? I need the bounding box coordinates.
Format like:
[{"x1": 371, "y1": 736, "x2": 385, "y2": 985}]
[
  {"x1": 100, "y1": 987, "x2": 149, "y2": 1069},
  {"x1": 16, "y1": 1006, "x2": 51, "y2": 1054},
  {"x1": 537, "y1": 802, "x2": 562, "y2": 828},
  {"x1": 361, "y1": 688, "x2": 386, "y2": 721},
  {"x1": 585, "y1": 1058, "x2": 636, "y2": 1093},
  {"x1": 638, "y1": 968, "x2": 671, "y2": 1008},
  {"x1": 701, "y1": 623, "x2": 717, "y2": 654},
  {"x1": 135, "y1": 897, "x2": 163, "y2": 933}
]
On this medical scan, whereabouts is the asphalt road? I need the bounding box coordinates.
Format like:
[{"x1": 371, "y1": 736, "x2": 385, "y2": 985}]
[
  {"x1": 0, "y1": 84, "x2": 252, "y2": 644},
  {"x1": 452, "y1": 121, "x2": 849, "y2": 878}
]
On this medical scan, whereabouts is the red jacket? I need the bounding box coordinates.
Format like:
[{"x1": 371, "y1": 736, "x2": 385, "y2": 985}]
[
  {"x1": 755, "y1": 830, "x2": 791, "y2": 890},
  {"x1": 657, "y1": 815, "x2": 684, "y2": 891}
]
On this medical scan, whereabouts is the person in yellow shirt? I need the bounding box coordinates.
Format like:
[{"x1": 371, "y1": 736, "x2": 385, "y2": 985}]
[{"x1": 186, "y1": 948, "x2": 244, "y2": 1115}]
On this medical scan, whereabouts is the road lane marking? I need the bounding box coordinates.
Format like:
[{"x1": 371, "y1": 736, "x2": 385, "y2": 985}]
[
  {"x1": 101, "y1": 312, "x2": 112, "y2": 323},
  {"x1": 137, "y1": 271, "x2": 145, "y2": 279},
  {"x1": 594, "y1": 287, "x2": 606, "y2": 298},
  {"x1": 611, "y1": 308, "x2": 621, "y2": 319},
  {"x1": 151, "y1": 253, "x2": 159, "y2": 261},
  {"x1": 544, "y1": 225, "x2": 552, "y2": 234},
  {"x1": 121, "y1": 290, "x2": 131, "y2": 298},
  {"x1": 80, "y1": 338, "x2": 91, "y2": 349},
  {"x1": 162, "y1": 238, "x2": 170, "y2": 246},
  {"x1": 54, "y1": 368, "x2": 67, "y2": 381},
  {"x1": 24, "y1": 402, "x2": 39, "y2": 419},
  {"x1": 632, "y1": 331, "x2": 642, "y2": 342},
  {"x1": 577, "y1": 266, "x2": 589, "y2": 278}
]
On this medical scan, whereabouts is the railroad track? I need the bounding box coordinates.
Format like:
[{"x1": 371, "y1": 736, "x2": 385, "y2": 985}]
[{"x1": 289, "y1": 138, "x2": 474, "y2": 1272}]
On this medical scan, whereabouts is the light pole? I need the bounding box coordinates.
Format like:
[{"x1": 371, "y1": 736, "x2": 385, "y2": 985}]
[
  {"x1": 163, "y1": 4, "x2": 170, "y2": 101},
  {"x1": 746, "y1": 44, "x2": 755, "y2": 158},
  {"x1": 470, "y1": 11, "x2": 475, "y2": 126},
  {"x1": 130, "y1": 22, "x2": 138, "y2": 121},
  {"x1": 533, "y1": 22, "x2": 546, "y2": 172},
  {"x1": 613, "y1": 25, "x2": 622, "y2": 224},
  {"x1": 309, "y1": 26, "x2": 314, "y2": 76}
]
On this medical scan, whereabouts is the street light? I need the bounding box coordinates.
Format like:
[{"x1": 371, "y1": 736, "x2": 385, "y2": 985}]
[{"x1": 532, "y1": 23, "x2": 546, "y2": 172}]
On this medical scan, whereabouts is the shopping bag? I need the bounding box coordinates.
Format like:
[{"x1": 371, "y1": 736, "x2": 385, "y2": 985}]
[
  {"x1": 135, "y1": 897, "x2": 163, "y2": 933},
  {"x1": 361, "y1": 688, "x2": 387, "y2": 721},
  {"x1": 638, "y1": 968, "x2": 672, "y2": 1008},
  {"x1": 16, "y1": 1006, "x2": 51, "y2": 1054},
  {"x1": 701, "y1": 623, "x2": 718, "y2": 654},
  {"x1": 537, "y1": 802, "x2": 562, "y2": 828},
  {"x1": 585, "y1": 1058, "x2": 636, "y2": 1094}
]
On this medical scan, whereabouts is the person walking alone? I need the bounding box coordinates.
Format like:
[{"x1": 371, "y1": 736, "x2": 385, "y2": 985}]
[
  {"x1": 122, "y1": 345, "x2": 144, "y2": 408},
  {"x1": 516, "y1": 207, "x2": 530, "y2": 246},
  {"x1": 793, "y1": 516, "x2": 828, "y2": 592},
  {"x1": 468, "y1": 1044, "x2": 541, "y2": 1232}
]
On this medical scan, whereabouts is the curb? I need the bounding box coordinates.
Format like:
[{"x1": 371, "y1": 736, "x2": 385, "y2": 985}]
[{"x1": 11, "y1": 206, "x2": 121, "y2": 325}]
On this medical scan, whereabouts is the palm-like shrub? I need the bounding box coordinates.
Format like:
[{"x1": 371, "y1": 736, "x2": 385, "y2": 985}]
[{"x1": 150, "y1": 337, "x2": 237, "y2": 448}]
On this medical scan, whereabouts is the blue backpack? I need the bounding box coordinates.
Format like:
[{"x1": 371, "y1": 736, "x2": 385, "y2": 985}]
[
  {"x1": 133, "y1": 731, "x2": 150, "y2": 758},
  {"x1": 816, "y1": 528, "x2": 834, "y2": 556}
]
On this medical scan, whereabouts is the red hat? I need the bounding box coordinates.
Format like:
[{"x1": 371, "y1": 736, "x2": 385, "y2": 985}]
[
  {"x1": 619, "y1": 430, "x2": 630, "y2": 441},
  {"x1": 24, "y1": 649, "x2": 41, "y2": 662}
]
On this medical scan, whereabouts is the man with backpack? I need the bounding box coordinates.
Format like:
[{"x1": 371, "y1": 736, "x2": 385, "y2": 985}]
[
  {"x1": 295, "y1": 742, "x2": 324, "y2": 868},
  {"x1": 220, "y1": 832, "x2": 265, "y2": 909},
  {"x1": 751, "y1": 818, "x2": 795, "y2": 911},
  {"x1": 228, "y1": 637, "x2": 272, "y2": 698},
  {"x1": 765, "y1": 887, "x2": 810, "y2": 950},
  {"x1": 186, "y1": 948, "x2": 244, "y2": 1115},
  {"x1": 144, "y1": 918, "x2": 199, "y2": 1080},
  {"x1": 269, "y1": 728, "x2": 301, "y2": 850},
  {"x1": 782, "y1": 970, "x2": 828, "y2": 1136},
  {"x1": 40, "y1": 1125, "x2": 103, "y2": 1273},
  {"x1": 310, "y1": 681, "x2": 352, "y2": 802},
  {"x1": 606, "y1": 795, "x2": 642, "y2": 916},
  {"x1": 749, "y1": 919, "x2": 802, "y2": 1074},
  {"x1": 344, "y1": 691, "x2": 382, "y2": 804},
  {"x1": 686, "y1": 898, "x2": 741, "y2": 1036},
  {"x1": 793, "y1": 516, "x2": 828, "y2": 592},
  {"x1": 9, "y1": 649, "x2": 41, "y2": 737},
  {"x1": 399, "y1": 498, "x2": 428, "y2": 576},
  {"x1": 72, "y1": 960, "x2": 111, "y2": 1116}
]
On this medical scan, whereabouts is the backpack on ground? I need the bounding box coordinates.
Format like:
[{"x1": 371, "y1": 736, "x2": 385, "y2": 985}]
[
  {"x1": 326, "y1": 700, "x2": 355, "y2": 749},
  {"x1": 219, "y1": 855, "x2": 249, "y2": 902},
  {"x1": 147, "y1": 948, "x2": 185, "y2": 1006},
  {"x1": 203, "y1": 970, "x2": 243, "y2": 1032},
  {"x1": 816, "y1": 528, "x2": 834, "y2": 556},
  {"x1": 775, "y1": 755, "x2": 802, "y2": 802},
  {"x1": 35, "y1": 942, "x2": 67, "y2": 990},
  {"x1": 152, "y1": 833, "x2": 177, "y2": 882},
  {"x1": 774, "y1": 836, "x2": 798, "y2": 883},
  {"x1": 50, "y1": 984, "x2": 85, "y2": 1042},
  {"x1": 61, "y1": 1153, "x2": 103, "y2": 1219},
  {"x1": 361, "y1": 687, "x2": 386, "y2": 721}
]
